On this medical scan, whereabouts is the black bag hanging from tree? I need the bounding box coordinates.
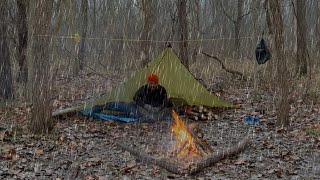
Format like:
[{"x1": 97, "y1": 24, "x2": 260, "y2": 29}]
[{"x1": 255, "y1": 38, "x2": 271, "y2": 64}]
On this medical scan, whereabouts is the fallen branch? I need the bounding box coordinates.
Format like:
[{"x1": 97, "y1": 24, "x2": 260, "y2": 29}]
[
  {"x1": 188, "y1": 135, "x2": 251, "y2": 174},
  {"x1": 116, "y1": 142, "x2": 185, "y2": 174},
  {"x1": 117, "y1": 135, "x2": 251, "y2": 175},
  {"x1": 201, "y1": 51, "x2": 246, "y2": 80}
]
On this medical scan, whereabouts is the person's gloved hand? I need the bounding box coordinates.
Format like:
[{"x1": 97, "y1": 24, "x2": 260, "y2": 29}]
[{"x1": 143, "y1": 104, "x2": 152, "y2": 111}]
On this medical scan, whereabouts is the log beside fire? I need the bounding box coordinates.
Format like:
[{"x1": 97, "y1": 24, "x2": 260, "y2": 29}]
[{"x1": 185, "y1": 105, "x2": 223, "y2": 121}]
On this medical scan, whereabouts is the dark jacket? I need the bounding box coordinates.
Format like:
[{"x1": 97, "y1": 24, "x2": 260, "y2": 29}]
[{"x1": 133, "y1": 84, "x2": 168, "y2": 108}]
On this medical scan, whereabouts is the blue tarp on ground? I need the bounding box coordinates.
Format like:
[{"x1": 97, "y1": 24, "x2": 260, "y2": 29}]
[
  {"x1": 81, "y1": 109, "x2": 137, "y2": 122},
  {"x1": 90, "y1": 113, "x2": 137, "y2": 123}
]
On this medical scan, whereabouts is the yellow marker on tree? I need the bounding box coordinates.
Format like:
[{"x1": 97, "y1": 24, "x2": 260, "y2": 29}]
[{"x1": 72, "y1": 33, "x2": 80, "y2": 43}]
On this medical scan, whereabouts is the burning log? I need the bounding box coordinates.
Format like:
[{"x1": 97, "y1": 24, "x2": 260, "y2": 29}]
[{"x1": 188, "y1": 124, "x2": 213, "y2": 155}]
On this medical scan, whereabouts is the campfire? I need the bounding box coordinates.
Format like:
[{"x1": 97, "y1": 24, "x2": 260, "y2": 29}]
[
  {"x1": 171, "y1": 110, "x2": 212, "y2": 160},
  {"x1": 117, "y1": 109, "x2": 251, "y2": 175}
]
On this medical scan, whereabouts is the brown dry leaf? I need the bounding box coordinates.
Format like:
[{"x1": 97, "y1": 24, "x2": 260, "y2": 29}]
[
  {"x1": 233, "y1": 159, "x2": 247, "y2": 165},
  {"x1": 12, "y1": 154, "x2": 20, "y2": 161},
  {"x1": 276, "y1": 127, "x2": 287, "y2": 133},
  {"x1": 69, "y1": 141, "x2": 78, "y2": 150},
  {"x1": 120, "y1": 162, "x2": 137, "y2": 173},
  {"x1": 3, "y1": 146, "x2": 17, "y2": 160},
  {"x1": 59, "y1": 134, "x2": 66, "y2": 142},
  {"x1": 34, "y1": 149, "x2": 44, "y2": 155},
  {"x1": 268, "y1": 168, "x2": 283, "y2": 177},
  {"x1": 85, "y1": 157, "x2": 102, "y2": 167},
  {"x1": 83, "y1": 175, "x2": 104, "y2": 180},
  {"x1": 251, "y1": 112, "x2": 259, "y2": 116},
  {"x1": 25, "y1": 143, "x2": 35, "y2": 147},
  {"x1": 83, "y1": 175, "x2": 96, "y2": 180},
  {"x1": 288, "y1": 155, "x2": 300, "y2": 161}
]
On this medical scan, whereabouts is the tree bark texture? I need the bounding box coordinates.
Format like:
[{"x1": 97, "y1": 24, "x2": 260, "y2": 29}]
[
  {"x1": 296, "y1": 0, "x2": 308, "y2": 76},
  {"x1": 268, "y1": 0, "x2": 290, "y2": 127},
  {"x1": 78, "y1": 0, "x2": 88, "y2": 71},
  {"x1": 16, "y1": 0, "x2": 28, "y2": 83},
  {"x1": 234, "y1": 0, "x2": 244, "y2": 52},
  {"x1": 140, "y1": 0, "x2": 153, "y2": 67},
  {"x1": 29, "y1": 0, "x2": 54, "y2": 134},
  {"x1": 264, "y1": 0, "x2": 273, "y2": 35},
  {"x1": 178, "y1": 0, "x2": 189, "y2": 69},
  {"x1": 0, "y1": 0, "x2": 13, "y2": 98}
]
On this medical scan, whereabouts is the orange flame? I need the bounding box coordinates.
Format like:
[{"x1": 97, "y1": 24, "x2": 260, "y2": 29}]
[{"x1": 171, "y1": 110, "x2": 200, "y2": 159}]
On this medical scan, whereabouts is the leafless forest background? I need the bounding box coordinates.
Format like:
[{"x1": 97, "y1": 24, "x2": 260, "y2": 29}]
[
  {"x1": 0, "y1": 0, "x2": 319, "y2": 133},
  {"x1": 0, "y1": 0, "x2": 320, "y2": 179}
]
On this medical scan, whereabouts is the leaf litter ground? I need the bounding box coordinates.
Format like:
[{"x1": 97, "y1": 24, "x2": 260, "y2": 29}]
[{"x1": 0, "y1": 73, "x2": 319, "y2": 179}]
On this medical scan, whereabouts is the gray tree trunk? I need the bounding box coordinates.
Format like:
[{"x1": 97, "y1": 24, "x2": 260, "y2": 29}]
[
  {"x1": 78, "y1": 0, "x2": 88, "y2": 71},
  {"x1": 268, "y1": 0, "x2": 290, "y2": 127},
  {"x1": 178, "y1": 0, "x2": 189, "y2": 69},
  {"x1": 264, "y1": 0, "x2": 273, "y2": 35},
  {"x1": 140, "y1": 0, "x2": 154, "y2": 67},
  {"x1": 16, "y1": 0, "x2": 28, "y2": 83},
  {"x1": 0, "y1": 0, "x2": 13, "y2": 99},
  {"x1": 29, "y1": 0, "x2": 54, "y2": 134},
  {"x1": 234, "y1": 0, "x2": 244, "y2": 52},
  {"x1": 296, "y1": 0, "x2": 308, "y2": 76}
]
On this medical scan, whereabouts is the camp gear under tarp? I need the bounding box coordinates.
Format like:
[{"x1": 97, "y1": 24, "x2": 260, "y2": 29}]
[
  {"x1": 53, "y1": 47, "x2": 233, "y2": 117},
  {"x1": 255, "y1": 38, "x2": 271, "y2": 64}
]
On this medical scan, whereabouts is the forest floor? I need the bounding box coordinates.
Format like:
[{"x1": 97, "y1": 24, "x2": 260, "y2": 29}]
[{"x1": 0, "y1": 72, "x2": 319, "y2": 180}]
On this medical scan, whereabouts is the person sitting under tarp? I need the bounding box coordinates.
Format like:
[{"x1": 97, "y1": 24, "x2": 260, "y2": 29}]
[{"x1": 91, "y1": 74, "x2": 172, "y2": 122}]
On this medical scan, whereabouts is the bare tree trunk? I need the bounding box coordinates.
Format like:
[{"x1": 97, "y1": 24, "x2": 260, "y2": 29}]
[
  {"x1": 251, "y1": 0, "x2": 260, "y2": 36},
  {"x1": 0, "y1": 0, "x2": 13, "y2": 99},
  {"x1": 54, "y1": 0, "x2": 63, "y2": 34},
  {"x1": 16, "y1": 0, "x2": 28, "y2": 83},
  {"x1": 29, "y1": 0, "x2": 54, "y2": 134},
  {"x1": 268, "y1": 0, "x2": 290, "y2": 127},
  {"x1": 93, "y1": 0, "x2": 96, "y2": 34},
  {"x1": 264, "y1": 0, "x2": 273, "y2": 35},
  {"x1": 178, "y1": 0, "x2": 189, "y2": 68},
  {"x1": 140, "y1": 0, "x2": 153, "y2": 67},
  {"x1": 316, "y1": 0, "x2": 320, "y2": 50},
  {"x1": 66, "y1": 0, "x2": 79, "y2": 76},
  {"x1": 78, "y1": 0, "x2": 88, "y2": 71},
  {"x1": 235, "y1": 0, "x2": 244, "y2": 52},
  {"x1": 191, "y1": 0, "x2": 200, "y2": 63},
  {"x1": 296, "y1": 0, "x2": 308, "y2": 76}
]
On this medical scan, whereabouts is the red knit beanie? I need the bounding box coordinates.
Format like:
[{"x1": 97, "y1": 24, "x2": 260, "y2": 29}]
[{"x1": 147, "y1": 74, "x2": 159, "y2": 83}]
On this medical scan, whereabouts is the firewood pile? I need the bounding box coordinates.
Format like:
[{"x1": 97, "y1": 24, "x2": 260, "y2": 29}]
[{"x1": 185, "y1": 105, "x2": 224, "y2": 121}]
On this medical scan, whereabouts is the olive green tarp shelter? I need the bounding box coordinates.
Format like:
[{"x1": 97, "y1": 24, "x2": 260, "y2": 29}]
[{"x1": 53, "y1": 47, "x2": 233, "y2": 117}]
